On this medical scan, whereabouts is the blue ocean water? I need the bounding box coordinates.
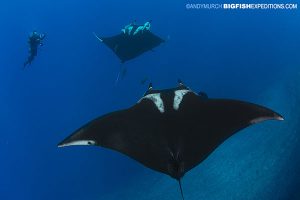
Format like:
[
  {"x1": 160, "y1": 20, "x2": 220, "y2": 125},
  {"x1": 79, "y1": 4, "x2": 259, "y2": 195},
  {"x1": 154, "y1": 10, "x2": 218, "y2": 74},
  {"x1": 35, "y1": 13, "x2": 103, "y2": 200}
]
[{"x1": 0, "y1": 0, "x2": 299, "y2": 199}]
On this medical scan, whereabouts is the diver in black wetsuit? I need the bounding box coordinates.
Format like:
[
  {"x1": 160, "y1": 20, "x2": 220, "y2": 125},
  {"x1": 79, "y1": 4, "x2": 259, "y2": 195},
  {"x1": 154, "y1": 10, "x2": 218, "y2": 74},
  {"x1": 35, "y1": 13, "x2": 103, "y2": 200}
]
[{"x1": 24, "y1": 31, "x2": 45, "y2": 68}]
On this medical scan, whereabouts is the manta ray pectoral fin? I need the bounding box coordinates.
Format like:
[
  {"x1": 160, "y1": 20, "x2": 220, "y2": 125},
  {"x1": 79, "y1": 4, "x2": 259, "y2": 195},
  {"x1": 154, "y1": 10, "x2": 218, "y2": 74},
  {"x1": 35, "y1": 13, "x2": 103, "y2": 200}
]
[
  {"x1": 250, "y1": 114, "x2": 284, "y2": 124},
  {"x1": 58, "y1": 140, "x2": 96, "y2": 148},
  {"x1": 93, "y1": 32, "x2": 103, "y2": 42},
  {"x1": 57, "y1": 127, "x2": 98, "y2": 148}
]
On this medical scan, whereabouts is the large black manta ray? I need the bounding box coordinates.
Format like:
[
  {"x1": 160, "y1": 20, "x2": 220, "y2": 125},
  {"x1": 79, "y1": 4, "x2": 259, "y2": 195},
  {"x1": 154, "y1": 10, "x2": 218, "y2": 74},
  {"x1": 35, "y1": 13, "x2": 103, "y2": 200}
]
[
  {"x1": 58, "y1": 81, "x2": 283, "y2": 200},
  {"x1": 93, "y1": 24, "x2": 165, "y2": 63}
]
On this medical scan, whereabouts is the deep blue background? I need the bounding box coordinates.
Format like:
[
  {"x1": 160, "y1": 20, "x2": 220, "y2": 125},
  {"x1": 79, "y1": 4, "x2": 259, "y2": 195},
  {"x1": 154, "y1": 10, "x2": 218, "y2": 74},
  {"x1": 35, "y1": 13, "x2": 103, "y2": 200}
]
[{"x1": 0, "y1": 0, "x2": 299, "y2": 199}]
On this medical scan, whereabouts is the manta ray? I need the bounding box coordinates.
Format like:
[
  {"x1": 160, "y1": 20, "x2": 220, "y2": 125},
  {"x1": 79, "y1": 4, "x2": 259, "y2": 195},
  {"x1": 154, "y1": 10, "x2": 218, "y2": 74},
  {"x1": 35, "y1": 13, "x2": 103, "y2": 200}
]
[
  {"x1": 58, "y1": 81, "x2": 283, "y2": 200},
  {"x1": 93, "y1": 26, "x2": 164, "y2": 63}
]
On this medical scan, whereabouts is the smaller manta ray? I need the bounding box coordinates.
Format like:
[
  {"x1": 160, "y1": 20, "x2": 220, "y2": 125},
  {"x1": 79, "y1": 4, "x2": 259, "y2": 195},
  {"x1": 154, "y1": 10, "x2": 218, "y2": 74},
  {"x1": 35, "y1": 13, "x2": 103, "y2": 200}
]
[
  {"x1": 93, "y1": 25, "x2": 164, "y2": 63},
  {"x1": 58, "y1": 81, "x2": 283, "y2": 200}
]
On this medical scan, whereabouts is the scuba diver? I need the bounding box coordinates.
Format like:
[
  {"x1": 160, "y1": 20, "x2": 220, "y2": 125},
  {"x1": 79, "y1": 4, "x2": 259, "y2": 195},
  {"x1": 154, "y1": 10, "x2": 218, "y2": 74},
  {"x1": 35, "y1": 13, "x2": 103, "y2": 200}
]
[
  {"x1": 24, "y1": 31, "x2": 45, "y2": 68},
  {"x1": 121, "y1": 20, "x2": 151, "y2": 36}
]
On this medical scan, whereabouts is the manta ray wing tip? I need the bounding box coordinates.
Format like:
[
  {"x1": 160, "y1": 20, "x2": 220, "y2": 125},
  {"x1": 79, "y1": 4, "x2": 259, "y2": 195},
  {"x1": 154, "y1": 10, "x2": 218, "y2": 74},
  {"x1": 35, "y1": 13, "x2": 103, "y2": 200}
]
[
  {"x1": 250, "y1": 112, "x2": 284, "y2": 124},
  {"x1": 57, "y1": 142, "x2": 64, "y2": 148},
  {"x1": 57, "y1": 140, "x2": 67, "y2": 148},
  {"x1": 276, "y1": 115, "x2": 284, "y2": 121},
  {"x1": 272, "y1": 111, "x2": 284, "y2": 121}
]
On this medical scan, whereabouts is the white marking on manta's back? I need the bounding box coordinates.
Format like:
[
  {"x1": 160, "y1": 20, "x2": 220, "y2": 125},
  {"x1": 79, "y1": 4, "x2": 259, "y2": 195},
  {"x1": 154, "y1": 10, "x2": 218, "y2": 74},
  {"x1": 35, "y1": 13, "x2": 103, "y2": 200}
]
[
  {"x1": 173, "y1": 89, "x2": 190, "y2": 110},
  {"x1": 58, "y1": 140, "x2": 96, "y2": 148},
  {"x1": 139, "y1": 93, "x2": 165, "y2": 113}
]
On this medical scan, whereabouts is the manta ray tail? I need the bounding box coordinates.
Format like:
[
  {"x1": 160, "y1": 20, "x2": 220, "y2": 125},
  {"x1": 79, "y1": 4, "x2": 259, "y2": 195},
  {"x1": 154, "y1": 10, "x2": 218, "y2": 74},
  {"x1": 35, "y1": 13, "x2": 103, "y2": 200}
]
[
  {"x1": 114, "y1": 64, "x2": 126, "y2": 85},
  {"x1": 115, "y1": 69, "x2": 121, "y2": 85},
  {"x1": 179, "y1": 179, "x2": 185, "y2": 200}
]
